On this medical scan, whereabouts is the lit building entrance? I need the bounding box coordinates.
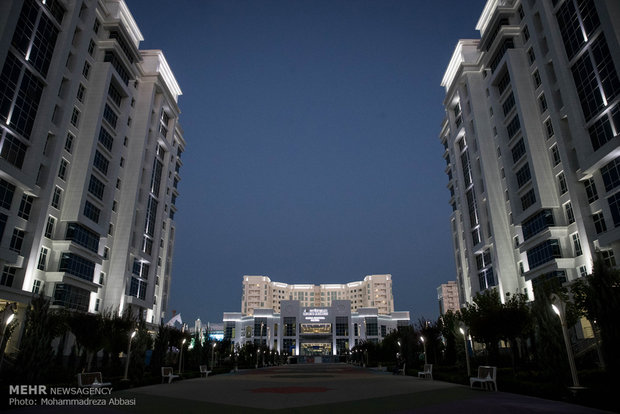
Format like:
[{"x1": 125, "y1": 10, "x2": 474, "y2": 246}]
[{"x1": 300, "y1": 342, "x2": 332, "y2": 356}]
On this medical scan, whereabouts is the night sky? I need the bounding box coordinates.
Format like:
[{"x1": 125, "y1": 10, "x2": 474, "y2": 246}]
[{"x1": 126, "y1": 0, "x2": 487, "y2": 325}]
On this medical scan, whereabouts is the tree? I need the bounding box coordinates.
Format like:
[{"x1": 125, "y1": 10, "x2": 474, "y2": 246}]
[
  {"x1": 500, "y1": 293, "x2": 532, "y2": 371},
  {"x1": 572, "y1": 254, "x2": 620, "y2": 373},
  {"x1": 14, "y1": 296, "x2": 65, "y2": 383},
  {"x1": 438, "y1": 310, "x2": 459, "y2": 365},
  {"x1": 66, "y1": 311, "x2": 104, "y2": 371},
  {"x1": 460, "y1": 290, "x2": 504, "y2": 364}
]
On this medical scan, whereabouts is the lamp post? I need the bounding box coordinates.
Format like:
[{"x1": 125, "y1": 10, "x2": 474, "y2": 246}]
[
  {"x1": 211, "y1": 342, "x2": 216, "y2": 371},
  {"x1": 123, "y1": 330, "x2": 137, "y2": 381},
  {"x1": 420, "y1": 336, "x2": 427, "y2": 365},
  {"x1": 179, "y1": 338, "x2": 186, "y2": 374},
  {"x1": 256, "y1": 349, "x2": 260, "y2": 369},
  {"x1": 0, "y1": 308, "x2": 16, "y2": 372},
  {"x1": 459, "y1": 325, "x2": 471, "y2": 377},
  {"x1": 550, "y1": 294, "x2": 580, "y2": 389}
]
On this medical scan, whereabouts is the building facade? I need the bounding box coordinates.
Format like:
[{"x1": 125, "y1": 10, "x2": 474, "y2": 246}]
[
  {"x1": 437, "y1": 281, "x2": 460, "y2": 314},
  {"x1": 224, "y1": 301, "x2": 410, "y2": 358},
  {"x1": 0, "y1": 0, "x2": 184, "y2": 352},
  {"x1": 440, "y1": 0, "x2": 620, "y2": 305},
  {"x1": 241, "y1": 274, "x2": 394, "y2": 315}
]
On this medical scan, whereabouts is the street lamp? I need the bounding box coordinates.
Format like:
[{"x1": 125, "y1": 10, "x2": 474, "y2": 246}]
[
  {"x1": 179, "y1": 338, "x2": 186, "y2": 374},
  {"x1": 550, "y1": 294, "x2": 580, "y2": 389},
  {"x1": 211, "y1": 342, "x2": 216, "y2": 371},
  {"x1": 420, "y1": 336, "x2": 427, "y2": 365},
  {"x1": 123, "y1": 330, "x2": 137, "y2": 381},
  {"x1": 256, "y1": 349, "x2": 261, "y2": 369},
  {"x1": 459, "y1": 325, "x2": 471, "y2": 377},
  {"x1": 0, "y1": 306, "x2": 16, "y2": 372}
]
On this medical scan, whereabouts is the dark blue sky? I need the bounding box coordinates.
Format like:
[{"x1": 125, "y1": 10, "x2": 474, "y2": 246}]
[{"x1": 127, "y1": 0, "x2": 487, "y2": 324}]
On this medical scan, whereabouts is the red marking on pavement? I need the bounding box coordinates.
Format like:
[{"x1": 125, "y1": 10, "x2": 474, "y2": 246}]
[{"x1": 252, "y1": 386, "x2": 331, "y2": 394}]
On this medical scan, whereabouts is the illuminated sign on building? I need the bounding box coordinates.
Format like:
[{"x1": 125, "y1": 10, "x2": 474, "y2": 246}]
[{"x1": 303, "y1": 308, "x2": 328, "y2": 322}]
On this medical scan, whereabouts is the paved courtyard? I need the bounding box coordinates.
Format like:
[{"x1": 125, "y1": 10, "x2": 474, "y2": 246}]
[{"x1": 13, "y1": 363, "x2": 612, "y2": 413}]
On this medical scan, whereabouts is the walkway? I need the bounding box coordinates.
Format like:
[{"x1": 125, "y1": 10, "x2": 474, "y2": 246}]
[{"x1": 13, "y1": 364, "x2": 612, "y2": 413}]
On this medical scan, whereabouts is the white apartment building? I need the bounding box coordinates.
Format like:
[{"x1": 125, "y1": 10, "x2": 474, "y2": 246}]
[
  {"x1": 241, "y1": 274, "x2": 394, "y2": 315},
  {"x1": 0, "y1": 0, "x2": 184, "y2": 350},
  {"x1": 437, "y1": 281, "x2": 460, "y2": 314},
  {"x1": 440, "y1": 0, "x2": 620, "y2": 305}
]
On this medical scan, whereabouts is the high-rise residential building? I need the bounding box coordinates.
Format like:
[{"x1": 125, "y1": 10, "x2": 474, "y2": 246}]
[
  {"x1": 440, "y1": 0, "x2": 620, "y2": 305},
  {"x1": 437, "y1": 281, "x2": 460, "y2": 314},
  {"x1": 241, "y1": 274, "x2": 394, "y2": 315},
  {"x1": 0, "y1": 0, "x2": 184, "y2": 351}
]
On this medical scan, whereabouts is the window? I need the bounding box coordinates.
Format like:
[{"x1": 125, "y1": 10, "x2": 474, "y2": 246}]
[
  {"x1": 0, "y1": 133, "x2": 27, "y2": 168},
  {"x1": 65, "y1": 222, "x2": 100, "y2": 253},
  {"x1": 98, "y1": 127, "x2": 113, "y2": 151},
  {"x1": 572, "y1": 233, "x2": 583, "y2": 256},
  {"x1": 506, "y1": 115, "x2": 521, "y2": 140},
  {"x1": 70, "y1": 107, "x2": 80, "y2": 127},
  {"x1": 502, "y1": 92, "x2": 515, "y2": 116},
  {"x1": 32, "y1": 279, "x2": 42, "y2": 294},
  {"x1": 589, "y1": 115, "x2": 615, "y2": 151},
  {"x1": 9, "y1": 228, "x2": 25, "y2": 253},
  {"x1": 511, "y1": 139, "x2": 526, "y2": 163},
  {"x1": 571, "y1": 35, "x2": 620, "y2": 122},
  {"x1": 93, "y1": 19, "x2": 100, "y2": 33},
  {"x1": 51, "y1": 186, "x2": 62, "y2": 208},
  {"x1": 88, "y1": 175, "x2": 105, "y2": 200},
  {"x1": 532, "y1": 70, "x2": 541, "y2": 88},
  {"x1": 44, "y1": 216, "x2": 55, "y2": 238},
  {"x1": 53, "y1": 283, "x2": 90, "y2": 311},
  {"x1": 108, "y1": 83, "x2": 122, "y2": 107},
  {"x1": 88, "y1": 39, "x2": 95, "y2": 56},
  {"x1": 522, "y1": 209, "x2": 554, "y2": 241},
  {"x1": 527, "y1": 48, "x2": 536, "y2": 65},
  {"x1": 37, "y1": 247, "x2": 48, "y2": 270},
  {"x1": 539, "y1": 93, "x2": 548, "y2": 113},
  {"x1": 1, "y1": 266, "x2": 16, "y2": 287},
  {"x1": 600, "y1": 250, "x2": 616, "y2": 267},
  {"x1": 102, "y1": 104, "x2": 118, "y2": 128},
  {"x1": 0, "y1": 54, "x2": 44, "y2": 139},
  {"x1": 558, "y1": 172, "x2": 568, "y2": 194},
  {"x1": 556, "y1": 0, "x2": 598, "y2": 60},
  {"x1": 516, "y1": 163, "x2": 531, "y2": 188},
  {"x1": 65, "y1": 132, "x2": 74, "y2": 153},
  {"x1": 17, "y1": 194, "x2": 34, "y2": 220},
  {"x1": 83, "y1": 200, "x2": 100, "y2": 223},
  {"x1": 521, "y1": 189, "x2": 536, "y2": 210},
  {"x1": 82, "y1": 61, "x2": 91, "y2": 78},
  {"x1": 57, "y1": 159, "x2": 68, "y2": 180},
  {"x1": 565, "y1": 202, "x2": 575, "y2": 224},
  {"x1": 527, "y1": 239, "x2": 561, "y2": 269},
  {"x1": 523, "y1": 25, "x2": 530, "y2": 41},
  {"x1": 601, "y1": 157, "x2": 620, "y2": 192},
  {"x1": 551, "y1": 145, "x2": 561, "y2": 166},
  {"x1": 593, "y1": 211, "x2": 607, "y2": 233},
  {"x1": 0, "y1": 179, "x2": 15, "y2": 210},
  {"x1": 59, "y1": 252, "x2": 95, "y2": 281},
  {"x1": 76, "y1": 83, "x2": 86, "y2": 102},
  {"x1": 544, "y1": 119, "x2": 554, "y2": 139},
  {"x1": 584, "y1": 178, "x2": 598, "y2": 203},
  {"x1": 93, "y1": 150, "x2": 109, "y2": 175},
  {"x1": 365, "y1": 317, "x2": 378, "y2": 336},
  {"x1": 497, "y1": 71, "x2": 511, "y2": 95},
  {"x1": 103, "y1": 51, "x2": 130, "y2": 85},
  {"x1": 580, "y1": 266, "x2": 588, "y2": 278},
  {"x1": 0, "y1": 213, "x2": 6, "y2": 243}
]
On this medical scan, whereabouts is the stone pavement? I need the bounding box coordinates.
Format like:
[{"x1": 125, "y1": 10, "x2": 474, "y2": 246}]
[{"x1": 12, "y1": 363, "x2": 613, "y2": 413}]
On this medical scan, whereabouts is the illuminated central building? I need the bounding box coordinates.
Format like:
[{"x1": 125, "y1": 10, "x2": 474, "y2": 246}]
[{"x1": 224, "y1": 274, "x2": 409, "y2": 359}]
